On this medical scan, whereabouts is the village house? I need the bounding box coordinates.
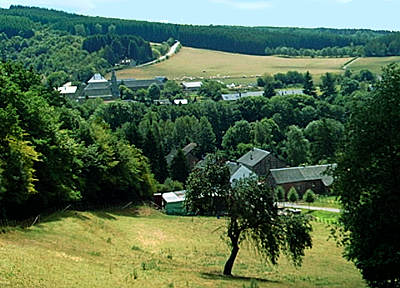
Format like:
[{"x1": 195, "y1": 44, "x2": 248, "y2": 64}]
[
  {"x1": 237, "y1": 148, "x2": 286, "y2": 177},
  {"x1": 57, "y1": 82, "x2": 78, "y2": 98},
  {"x1": 267, "y1": 164, "x2": 336, "y2": 196}
]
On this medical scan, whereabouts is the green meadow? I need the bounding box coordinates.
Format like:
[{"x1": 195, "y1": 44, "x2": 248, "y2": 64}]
[{"x1": 0, "y1": 206, "x2": 365, "y2": 288}]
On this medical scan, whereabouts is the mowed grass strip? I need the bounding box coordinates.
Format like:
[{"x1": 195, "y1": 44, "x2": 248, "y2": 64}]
[
  {"x1": 346, "y1": 56, "x2": 400, "y2": 74},
  {"x1": 0, "y1": 207, "x2": 365, "y2": 288},
  {"x1": 115, "y1": 47, "x2": 352, "y2": 81}
]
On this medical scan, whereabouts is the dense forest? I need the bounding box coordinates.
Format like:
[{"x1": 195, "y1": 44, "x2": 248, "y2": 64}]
[
  {"x1": 2, "y1": 5, "x2": 400, "y2": 57},
  {"x1": 0, "y1": 13, "x2": 154, "y2": 83}
]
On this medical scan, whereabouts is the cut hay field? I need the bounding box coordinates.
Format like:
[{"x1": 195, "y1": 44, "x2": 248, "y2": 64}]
[
  {"x1": 115, "y1": 47, "x2": 352, "y2": 82},
  {"x1": 0, "y1": 207, "x2": 365, "y2": 288},
  {"x1": 346, "y1": 56, "x2": 400, "y2": 74}
]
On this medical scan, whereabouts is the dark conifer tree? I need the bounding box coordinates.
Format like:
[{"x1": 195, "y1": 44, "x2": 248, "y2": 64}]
[
  {"x1": 303, "y1": 71, "x2": 317, "y2": 97},
  {"x1": 170, "y1": 149, "x2": 189, "y2": 184}
]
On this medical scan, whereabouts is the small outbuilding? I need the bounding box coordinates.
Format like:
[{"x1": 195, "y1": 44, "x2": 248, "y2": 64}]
[
  {"x1": 162, "y1": 190, "x2": 186, "y2": 215},
  {"x1": 182, "y1": 81, "x2": 203, "y2": 91}
]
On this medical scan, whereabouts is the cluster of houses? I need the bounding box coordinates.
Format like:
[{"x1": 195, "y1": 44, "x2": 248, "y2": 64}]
[
  {"x1": 58, "y1": 71, "x2": 168, "y2": 101},
  {"x1": 159, "y1": 147, "x2": 335, "y2": 215},
  {"x1": 59, "y1": 72, "x2": 304, "y2": 103}
]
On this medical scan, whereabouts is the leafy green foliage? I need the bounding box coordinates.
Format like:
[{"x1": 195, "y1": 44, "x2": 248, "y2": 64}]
[
  {"x1": 185, "y1": 157, "x2": 312, "y2": 275},
  {"x1": 199, "y1": 80, "x2": 223, "y2": 101},
  {"x1": 82, "y1": 34, "x2": 153, "y2": 65},
  {"x1": 222, "y1": 120, "x2": 252, "y2": 151},
  {"x1": 284, "y1": 125, "x2": 310, "y2": 166},
  {"x1": 305, "y1": 119, "x2": 344, "y2": 163},
  {"x1": 334, "y1": 64, "x2": 400, "y2": 287},
  {"x1": 148, "y1": 83, "x2": 161, "y2": 101},
  {"x1": 303, "y1": 189, "x2": 316, "y2": 203},
  {"x1": 0, "y1": 62, "x2": 155, "y2": 218},
  {"x1": 0, "y1": 15, "x2": 34, "y2": 38}
]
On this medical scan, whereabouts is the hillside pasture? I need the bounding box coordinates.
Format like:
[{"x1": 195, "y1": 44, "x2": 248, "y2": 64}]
[
  {"x1": 0, "y1": 207, "x2": 365, "y2": 288},
  {"x1": 346, "y1": 56, "x2": 400, "y2": 74},
  {"x1": 115, "y1": 47, "x2": 352, "y2": 82}
]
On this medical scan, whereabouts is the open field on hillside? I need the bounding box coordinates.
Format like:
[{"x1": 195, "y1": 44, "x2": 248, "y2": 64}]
[
  {"x1": 115, "y1": 47, "x2": 352, "y2": 82},
  {"x1": 0, "y1": 206, "x2": 365, "y2": 288},
  {"x1": 346, "y1": 56, "x2": 400, "y2": 74}
]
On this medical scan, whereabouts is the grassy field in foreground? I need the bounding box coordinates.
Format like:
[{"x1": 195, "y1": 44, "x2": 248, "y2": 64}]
[
  {"x1": 0, "y1": 207, "x2": 365, "y2": 288},
  {"x1": 115, "y1": 47, "x2": 352, "y2": 82},
  {"x1": 347, "y1": 56, "x2": 400, "y2": 74}
]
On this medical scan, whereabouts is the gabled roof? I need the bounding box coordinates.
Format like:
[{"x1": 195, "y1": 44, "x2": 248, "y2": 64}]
[
  {"x1": 230, "y1": 165, "x2": 255, "y2": 183},
  {"x1": 226, "y1": 161, "x2": 241, "y2": 175},
  {"x1": 270, "y1": 164, "x2": 336, "y2": 186},
  {"x1": 162, "y1": 190, "x2": 186, "y2": 203},
  {"x1": 85, "y1": 82, "x2": 110, "y2": 90},
  {"x1": 237, "y1": 148, "x2": 271, "y2": 168},
  {"x1": 88, "y1": 73, "x2": 107, "y2": 84}
]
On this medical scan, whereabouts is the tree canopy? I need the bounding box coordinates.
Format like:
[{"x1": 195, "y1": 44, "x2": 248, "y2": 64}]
[
  {"x1": 185, "y1": 156, "x2": 312, "y2": 276},
  {"x1": 334, "y1": 64, "x2": 400, "y2": 287}
]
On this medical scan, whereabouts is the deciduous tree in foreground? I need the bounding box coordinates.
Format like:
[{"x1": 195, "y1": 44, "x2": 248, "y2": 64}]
[
  {"x1": 185, "y1": 156, "x2": 312, "y2": 276},
  {"x1": 334, "y1": 64, "x2": 400, "y2": 288}
]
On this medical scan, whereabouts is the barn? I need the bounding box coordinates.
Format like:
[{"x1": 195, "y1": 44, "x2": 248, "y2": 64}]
[{"x1": 268, "y1": 164, "x2": 336, "y2": 197}]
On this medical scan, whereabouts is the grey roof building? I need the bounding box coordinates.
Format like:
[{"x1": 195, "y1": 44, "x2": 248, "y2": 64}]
[
  {"x1": 237, "y1": 148, "x2": 286, "y2": 177},
  {"x1": 268, "y1": 164, "x2": 336, "y2": 196},
  {"x1": 118, "y1": 78, "x2": 165, "y2": 91},
  {"x1": 222, "y1": 91, "x2": 264, "y2": 101}
]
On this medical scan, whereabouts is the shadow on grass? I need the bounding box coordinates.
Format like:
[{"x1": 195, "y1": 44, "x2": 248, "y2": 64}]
[
  {"x1": 3, "y1": 205, "x2": 156, "y2": 232},
  {"x1": 38, "y1": 206, "x2": 142, "y2": 225},
  {"x1": 201, "y1": 272, "x2": 279, "y2": 284}
]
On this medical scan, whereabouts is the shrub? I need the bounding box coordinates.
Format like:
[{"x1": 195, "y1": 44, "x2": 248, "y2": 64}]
[
  {"x1": 274, "y1": 186, "x2": 286, "y2": 201},
  {"x1": 303, "y1": 189, "x2": 316, "y2": 203},
  {"x1": 287, "y1": 187, "x2": 299, "y2": 202}
]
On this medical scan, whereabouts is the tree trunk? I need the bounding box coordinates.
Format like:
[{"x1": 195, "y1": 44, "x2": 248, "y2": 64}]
[
  {"x1": 223, "y1": 241, "x2": 239, "y2": 276},
  {"x1": 223, "y1": 218, "x2": 240, "y2": 276}
]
